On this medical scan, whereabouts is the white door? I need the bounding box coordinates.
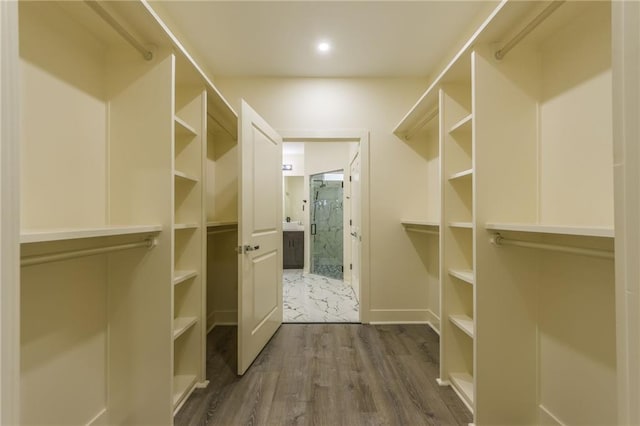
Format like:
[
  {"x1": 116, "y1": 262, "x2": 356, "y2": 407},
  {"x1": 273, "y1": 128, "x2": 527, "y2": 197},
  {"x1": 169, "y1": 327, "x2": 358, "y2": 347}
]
[
  {"x1": 238, "y1": 100, "x2": 283, "y2": 375},
  {"x1": 349, "y1": 152, "x2": 361, "y2": 301}
]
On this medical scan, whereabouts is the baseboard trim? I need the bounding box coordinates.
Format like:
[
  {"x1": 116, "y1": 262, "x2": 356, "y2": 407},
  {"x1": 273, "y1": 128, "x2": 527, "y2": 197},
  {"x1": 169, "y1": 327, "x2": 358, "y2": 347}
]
[
  {"x1": 214, "y1": 310, "x2": 237, "y2": 325},
  {"x1": 368, "y1": 308, "x2": 433, "y2": 323},
  {"x1": 539, "y1": 405, "x2": 566, "y2": 426},
  {"x1": 426, "y1": 321, "x2": 441, "y2": 335},
  {"x1": 173, "y1": 381, "x2": 198, "y2": 416},
  {"x1": 86, "y1": 408, "x2": 107, "y2": 426},
  {"x1": 436, "y1": 378, "x2": 450, "y2": 386}
]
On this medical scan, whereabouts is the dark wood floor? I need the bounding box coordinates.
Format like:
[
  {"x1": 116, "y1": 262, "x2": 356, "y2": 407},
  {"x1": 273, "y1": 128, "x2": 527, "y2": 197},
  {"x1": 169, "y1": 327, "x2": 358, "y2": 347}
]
[{"x1": 175, "y1": 324, "x2": 472, "y2": 426}]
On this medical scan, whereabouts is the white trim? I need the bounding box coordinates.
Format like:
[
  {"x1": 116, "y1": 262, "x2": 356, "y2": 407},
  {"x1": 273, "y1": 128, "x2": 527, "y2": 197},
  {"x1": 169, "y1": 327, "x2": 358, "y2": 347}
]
[
  {"x1": 436, "y1": 378, "x2": 450, "y2": 386},
  {"x1": 613, "y1": 2, "x2": 640, "y2": 424},
  {"x1": 85, "y1": 408, "x2": 107, "y2": 426},
  {"x1": 277, "y1": 129, "x2": 370, "y2": 324},
  {"x1": 0, "y1": 2, "x2": 20, "y2": 423}
]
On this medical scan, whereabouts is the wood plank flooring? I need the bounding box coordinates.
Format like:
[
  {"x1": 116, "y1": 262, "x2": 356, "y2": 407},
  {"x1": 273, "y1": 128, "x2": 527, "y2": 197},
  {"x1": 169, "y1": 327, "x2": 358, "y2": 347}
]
[{"x1": 175, "y1": 324, "x2": 472, "y2": 426}]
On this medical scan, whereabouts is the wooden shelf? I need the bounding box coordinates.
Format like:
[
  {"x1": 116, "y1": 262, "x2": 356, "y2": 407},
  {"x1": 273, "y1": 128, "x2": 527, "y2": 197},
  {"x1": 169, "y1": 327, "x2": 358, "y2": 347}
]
[
  {"x1": 449, "y1": 269, "x2": 474, "y2": 285},
  {"x1": 448, "y1": 168, "x2": 473, "y2": 181},
  {"x1": 207, "y1": 221, "x2": 238, "y2": 228},
  {"x1": 449, "y1": 222, "x2": 473, "y2": 229},
  {"x1": 174, "y1": 223, "x2": 199, "y2": 230},
  {"x1": 175, "y1": 116, "x2": 197, "y2": 139},
  {"x1": 174, "y1": 170, "x2": 199, "y2": 183},
  {"x1": 173, "y1": 374, "x2": 197, "y2": 408},
  {"x1": 174, "y1": 270, "x2": 197, "y2": 286},
  {"x1": 485, "y1": 222, "x2": 614, "y2": 238},
  {"x1": 173, "y1": 317, "x2": 197, "y2": 340},
  {"x1": 449, "y1": 114, "x2": 473, "y2": 135},
  {"x1": 20, "y1": 225, "x2": 162, "y2": 244},
  {"x1": 449, "y1": 314, "x2": 474, "y2": 338},
  {"x1": 450, "y1": 372, "x2": 474, "y2": 407},
  {"x1": 401, "y1": 220, "x2": 439, "y2": 228}
]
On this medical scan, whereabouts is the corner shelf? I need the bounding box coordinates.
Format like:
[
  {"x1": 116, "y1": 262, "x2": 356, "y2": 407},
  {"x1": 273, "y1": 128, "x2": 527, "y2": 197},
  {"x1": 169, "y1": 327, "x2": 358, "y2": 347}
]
[
  {"x1": 20, "y1": 225, "x2": 162, "y2": 244},
  {"x1": 173, "y1": 317, "x2": 197, "y2": 340},
  {"x1": 450, "y1": 372, "x2": 474, "y2": 407},
  {"x1": 174, "y1": 116, "x2": 197, "y2": 139},
  {"x1": 449, "y1": 314, "x2": 474, "y2": 338},
  {"x1": 174, "y1": 170, "x2": 199, "y2": 183},
  {"x1": 173, "y1": 374, "x2": 197, "y2": 408},
  {"x1": 449, "y1": 114, "x2": 473, "y2": 135},
  {"x1": 448, "y1": 169, "x2": 473, "y2": 181},
  {"x1": 485, "y1": 223, "x2": 614, "y2": 238},
  {"x1": 174, "y1": 270, "x2": 197, "y2": 286},
  {"x1": 448, "y1": 269, "x2": 474, "y2": 285}
]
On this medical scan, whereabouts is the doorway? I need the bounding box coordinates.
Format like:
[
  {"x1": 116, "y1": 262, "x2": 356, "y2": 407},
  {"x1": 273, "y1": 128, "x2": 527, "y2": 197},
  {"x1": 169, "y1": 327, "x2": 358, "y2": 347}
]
[{"x1": 281, "y1": 139, "x2": 362, "y2": 323}]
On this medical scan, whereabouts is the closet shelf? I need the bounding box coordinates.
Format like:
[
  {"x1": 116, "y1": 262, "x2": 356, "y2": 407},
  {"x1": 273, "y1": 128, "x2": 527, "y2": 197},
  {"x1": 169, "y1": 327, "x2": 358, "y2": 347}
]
[
  {"x1": 450, "y1": 372, "x2": 474, "y2": 407},
  {"x1": 449, "y1": 222, "x2": 473, "y2": 229},
  {"x1": 174, "y1": 270, "x2": 197, "y2": 286},
  {"x1": 20, "y1": 225, "x2": 162, "y2": 244},
  {"x1": 207, "y1": 221, "x2": 238, "y2": 228},
  {"x1": 401, "y1": 220, "x2": 439, "y2": 228},
  {"x1": 175, "y1": 116, "x2": 197, "y2": 139},
  {"x1": 448, "y1": 269, "x2": 474, "y2": 285},
  {"x1": 449, "y1": 314, "x2": 474, "y2": 338},
  {"x1": 174, "y1": 170, "x2": 199, "y2": 183},
  {"x1": 485, "y1": 223, "x2": 614, "y2": 238},
  {"x1": 173, "y1": 317, "x2": 197, "y2": 340},
  {"x1": 173, "y1": 374, "x2": 197, "y2": 408},
  {"x1": 448, "y1": 169, "x2": 473, "y2": 181},
  {"x1": 174, "y1": 223, "x2": 199, "y2": 230},
  {"x1": 449, "y1": 114, "x2": 473, "y2": 135}
]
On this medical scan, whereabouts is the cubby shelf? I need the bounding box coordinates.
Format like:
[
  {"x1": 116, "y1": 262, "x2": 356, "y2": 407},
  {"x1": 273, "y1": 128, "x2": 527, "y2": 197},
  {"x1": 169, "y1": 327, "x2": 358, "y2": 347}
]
[
  {"x1": 485, "y1": 223, "x2": 614, "y2": 238},
  {"x1": 448, "y1": 269, "x2": 474, "y2": 285},
  {"x1": 449, "y1": 314, "x2": 474, "y2": 338},
  {"x1": 173, "y1": 317, "x2": 197, "y2": 340},
  {"x1": 207, "y1": 221, "x2": 238, "y2": 228},
  {"x1": 173, "y1": 374, "x2": 197, "y2": 408},
  {"x1": 174, "y1": 170, "x2": 199, "y2": 183},
  {"x1": 174, "y1": 223, "x2": 199, "y2": 230},
  {"x1": 20, "y1": 225, "x2": 162, "y2": 244},
  {"x1": 174, "y1": 116, "x2": 197, "y2": 139},
  {"x1": 449, "y1": 114, "x2": 473, "y2": 135},
  {"x1": 448, "y1": 169, "x2": 473, "y2": 181},
  {"x1": 401, "y1": 220, "x2": 439, "y2": 228},
  {"x1": 449, "y1": 222, "x2": 473, "y2": 229},
  {"x1": 450, "y1": 372, "x2": 474, "y2": 407},
  {"x1": 174, "y1": 270, "x2": 197, "y2": 286}
]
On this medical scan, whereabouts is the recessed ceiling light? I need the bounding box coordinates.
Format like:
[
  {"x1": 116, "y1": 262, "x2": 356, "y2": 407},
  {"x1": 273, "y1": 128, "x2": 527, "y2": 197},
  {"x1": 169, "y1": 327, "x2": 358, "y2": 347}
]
[{"x1": 317, "y1": 41, "x2": 331, "y2": 53}]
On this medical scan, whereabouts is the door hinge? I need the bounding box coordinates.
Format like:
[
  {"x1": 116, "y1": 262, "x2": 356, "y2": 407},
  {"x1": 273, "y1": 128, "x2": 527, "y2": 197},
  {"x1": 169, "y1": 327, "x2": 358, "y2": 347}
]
[
  {"x1": 350, "y1": 263, "x2": 352, "y2": 270},
  {"x1": 341, "y1": 181, "x2": 344, "y2": 188},
  {"x1": 350, "y1": 219, "x2": 352, "y2": 226},
  {"x1": 341, "y1": 265, "x2": 344, "y2": 272},
  {"x1": 349, "y1": 176, "x2": 352, "y2": 182}
]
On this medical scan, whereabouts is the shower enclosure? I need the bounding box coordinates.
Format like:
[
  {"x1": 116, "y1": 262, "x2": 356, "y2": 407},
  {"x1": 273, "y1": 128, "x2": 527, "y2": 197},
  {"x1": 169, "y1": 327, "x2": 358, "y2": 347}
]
[{"x1": 310, "y1": 171, "x2": 344, "y2": 280}]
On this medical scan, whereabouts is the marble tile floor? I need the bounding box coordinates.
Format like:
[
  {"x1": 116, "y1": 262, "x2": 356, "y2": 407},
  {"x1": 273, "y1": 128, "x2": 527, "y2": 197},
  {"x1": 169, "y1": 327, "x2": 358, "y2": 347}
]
[{"x1": 283, "y1": 269, "x2": 360, "y2": 323}]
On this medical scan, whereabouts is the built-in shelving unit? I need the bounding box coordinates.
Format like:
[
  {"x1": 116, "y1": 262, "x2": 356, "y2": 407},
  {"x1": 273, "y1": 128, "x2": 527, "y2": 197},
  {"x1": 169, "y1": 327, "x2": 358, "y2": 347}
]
[
  {"x1": 485, "y1": 223, "x2": 614, "y2": 239},
  {"x1": 449, "y1": 222, "x2": 473, "y2": 229},
  {"x1": 449, "y1": 114, "x2": 473, "y2": 136},
  {"x1": 174, "y1": 223, "x2": 199, "y2": 230},
  {"x1": 175, "y1": 116, "x2": 197, "y2": 139},
  {"x1": 207, "y1": 220, "x2": 239, "y2": 228},
  {"x1": 448, "y1": 269, "x2": 473, "y2": 285},
  {"x1": 448, "y1": 169, "x2": 473, "y2": 181},
  {"x1": 174, "y1": 170, "x2": 200, "y2": 183},
  {"x1": 173, "y1": 317, "x2": 198, "y2": 340},
  {"x1": 449, "y1": 314, "x2": 474, "y2": 338},
  {"x1": 450, "y1": 372, "x2": 474, "y2": 407},
  {"x1": 174, "y1": 270, "x2": 198, "y2": 286},
  {"x1": 172, "y1": 374, "x2": 197, "y2": 407}
]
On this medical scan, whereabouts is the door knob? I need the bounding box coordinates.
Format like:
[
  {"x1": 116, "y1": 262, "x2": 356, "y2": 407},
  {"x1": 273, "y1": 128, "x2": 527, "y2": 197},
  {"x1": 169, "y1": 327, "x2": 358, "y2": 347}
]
[{"x1": 243, "y1": 244, "x2": 260, "y2": 252}]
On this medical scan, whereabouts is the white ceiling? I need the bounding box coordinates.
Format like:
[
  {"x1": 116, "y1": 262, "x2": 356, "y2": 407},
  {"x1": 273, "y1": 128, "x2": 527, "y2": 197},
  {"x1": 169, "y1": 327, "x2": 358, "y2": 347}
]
[{"x1": 158, "y1": 1, "x2": 494, "y2": 78}]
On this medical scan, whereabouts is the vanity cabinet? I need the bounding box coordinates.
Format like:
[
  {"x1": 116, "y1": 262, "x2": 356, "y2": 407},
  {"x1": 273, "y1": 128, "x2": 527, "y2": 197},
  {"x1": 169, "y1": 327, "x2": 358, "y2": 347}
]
[{"x1": 283, "y1": 231, "x2": 304, "y2": 269}]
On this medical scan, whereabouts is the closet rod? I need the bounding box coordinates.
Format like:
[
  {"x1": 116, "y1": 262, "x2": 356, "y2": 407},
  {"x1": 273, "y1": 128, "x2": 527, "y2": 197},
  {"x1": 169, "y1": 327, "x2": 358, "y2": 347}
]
[
  {"x1": 207, "y1": 228, "x2": 236, "y2": 236},
  {"x1": 208, "y1": 112, "x2": 237, "y2": 141},
  {"x1": 490, "y1": 233, "x2": 613, "y2": 259},
  {"x1": 84, "y1": 0, "x2": 153, "y2": 61},
  {"x1": 405, "y1": 228, "x2": 439, "y2": 236},
  {"x1": 405, "y1": 107, "x2": 439, "y2": 141},
  {"x1": 495, "y1": 0, "x2": 565, "y2": 60},
  {"x1": 21, "y1": 238, "x2": 155, "y2": 267}
]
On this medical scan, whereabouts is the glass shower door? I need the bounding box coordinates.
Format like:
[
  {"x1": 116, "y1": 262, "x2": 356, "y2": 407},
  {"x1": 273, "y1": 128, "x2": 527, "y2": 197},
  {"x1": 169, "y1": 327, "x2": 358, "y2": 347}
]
[{"x1": 310, "y1": 171, "x2": 344, "y2": 280}]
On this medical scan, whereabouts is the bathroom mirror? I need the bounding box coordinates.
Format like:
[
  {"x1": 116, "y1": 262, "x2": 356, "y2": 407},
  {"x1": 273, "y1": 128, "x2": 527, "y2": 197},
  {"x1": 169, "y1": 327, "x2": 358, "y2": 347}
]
[{"x1": 284, "y1": 176, "x2": 304, "y2": 223}]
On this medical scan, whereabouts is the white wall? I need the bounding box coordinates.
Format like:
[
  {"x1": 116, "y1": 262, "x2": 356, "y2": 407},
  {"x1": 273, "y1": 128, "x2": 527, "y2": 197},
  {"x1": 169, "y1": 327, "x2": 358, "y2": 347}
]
[{"x1": 215, "y1": 77, "x2": 433, "y2": 322}]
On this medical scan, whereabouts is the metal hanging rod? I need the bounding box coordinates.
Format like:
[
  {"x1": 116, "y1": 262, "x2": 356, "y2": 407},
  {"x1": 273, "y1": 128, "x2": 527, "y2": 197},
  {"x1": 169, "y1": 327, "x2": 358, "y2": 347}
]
[
  {"x1": 21, "y1": 237, "x2": 156, "y2": 267},
  {"x1": 405, "y1": 227, "x2": 439, "y2": 236},
  {"x1": 495, "y1": 0, "x2": 566, "y2": 60},
  {"x1": 208, "y1": 112, "x2": 237, "y2": 141},
  {"x1": 84, "y1": 0, "x2": 153, "y2": 61},
  {"x1": 491, "y1": 233, "x2": 613, "y2": 260},
  {"x1": 207, "y1": 228, "x2": 237, "y2": 236},
  {"x1": 405, "y1": 107, "x2": 439, "y2": 141}
]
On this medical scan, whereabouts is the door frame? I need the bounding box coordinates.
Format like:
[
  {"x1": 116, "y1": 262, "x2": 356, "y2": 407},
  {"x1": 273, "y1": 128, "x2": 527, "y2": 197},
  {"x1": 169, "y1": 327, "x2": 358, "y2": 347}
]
[{"x1": 279, "y1": 129, "x2": 371, "y2": 324}]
